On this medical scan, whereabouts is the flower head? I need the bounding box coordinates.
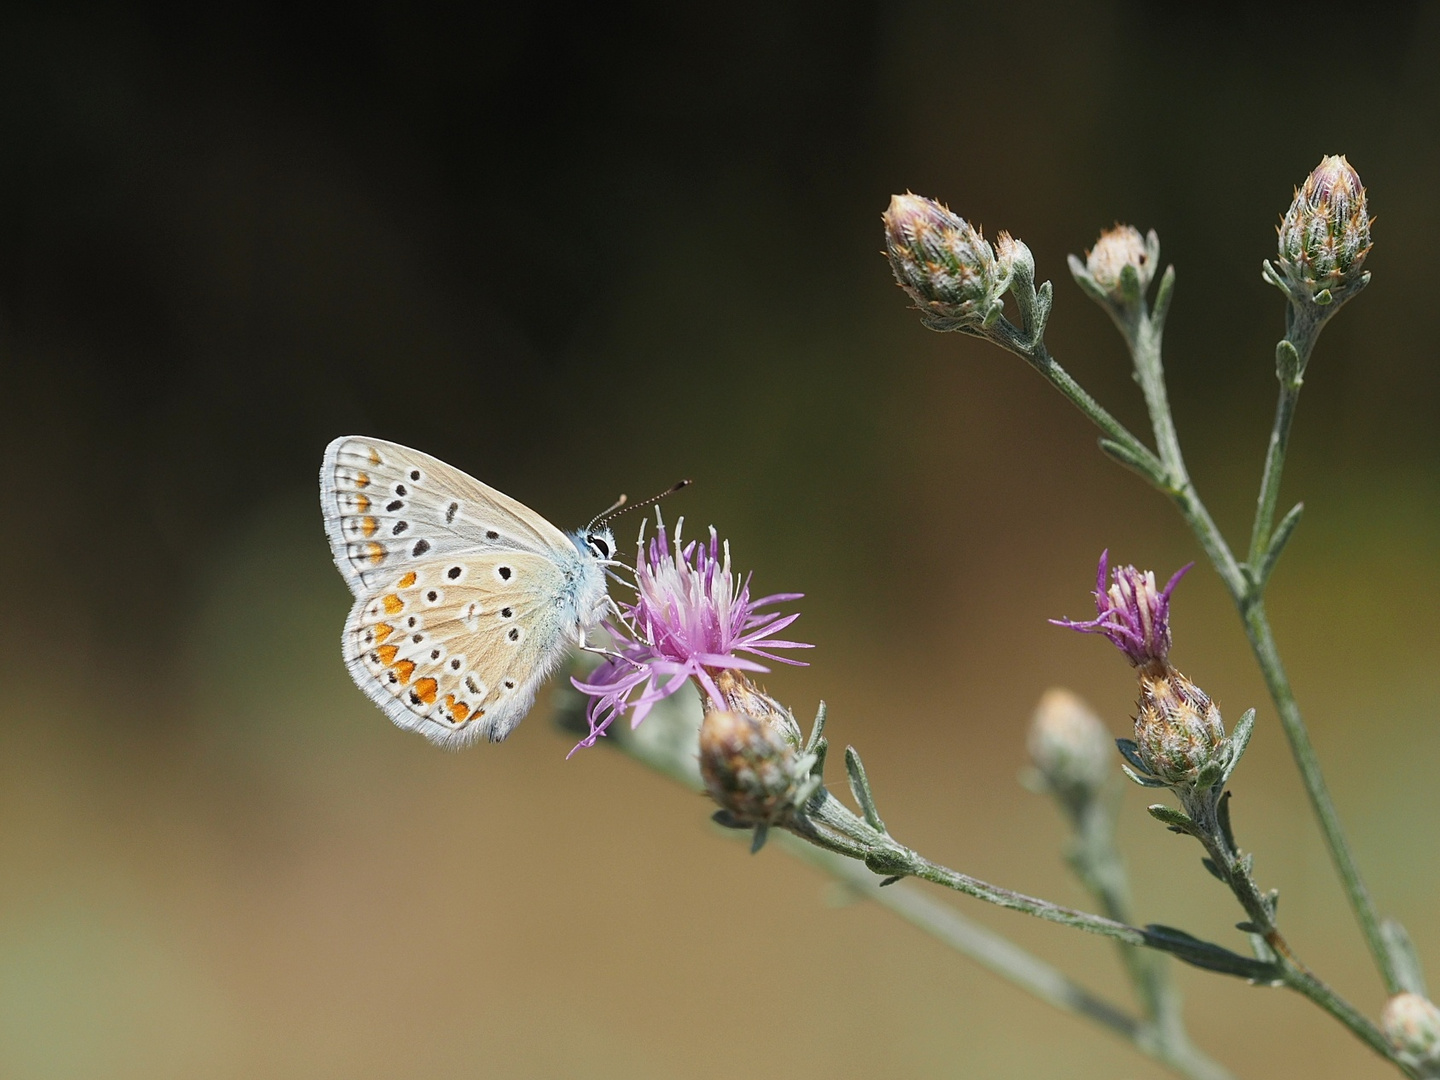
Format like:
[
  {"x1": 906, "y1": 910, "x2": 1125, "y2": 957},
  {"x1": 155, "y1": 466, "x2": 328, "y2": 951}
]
[
  {"x1": 1133, "y1": 666, "x2": 1226, "y2": 788},
  {"x1": 1275, "y1": 154, "x2": 1372, "y2": 301},
  {"x1": 1383, "y1": 992, "x2": 1440, "y2": 1068},
  {"x1": 1086, "y1": 224, "x2": 1157, "y2": 297},
  {"x1": 883, "y1": 193, "x2": 1013, "y2": 332},
  {"x1": 1052, "y1": 550, "x2": 1192, "y2": 669},
  {"x1": 570, "y1": 515, "x2": 811, "y2": 751},
  {"x1": 1028, "y1": 689, "x2": 1112, "y2": 813},
  {"x1": 700, "y1": 674, "x2": 813, "y2": 828}
]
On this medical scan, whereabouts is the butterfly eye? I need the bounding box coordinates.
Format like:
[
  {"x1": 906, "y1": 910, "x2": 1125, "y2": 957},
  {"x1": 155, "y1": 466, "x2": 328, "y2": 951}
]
[{"x1": 587, "y1": 534, "x2": 611, "y2": 559}]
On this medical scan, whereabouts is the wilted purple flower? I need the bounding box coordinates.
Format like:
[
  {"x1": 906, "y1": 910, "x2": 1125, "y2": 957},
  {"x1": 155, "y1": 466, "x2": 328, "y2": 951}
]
[
  {"x1": 570, "y1": 515, "x2": 811, "y2": 752},
  {"x1": 1052, "y1": 551, "x2": 1192, "y2": 668}
]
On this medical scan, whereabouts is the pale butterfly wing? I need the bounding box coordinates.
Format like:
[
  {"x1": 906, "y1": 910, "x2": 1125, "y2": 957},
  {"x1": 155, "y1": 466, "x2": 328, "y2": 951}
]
[
  {"x1": 320, "y1": 436, "x2": 610, "y2": 747},
  {"x1": 321, "y1": 436, "x2": 575, "y2": 593}
]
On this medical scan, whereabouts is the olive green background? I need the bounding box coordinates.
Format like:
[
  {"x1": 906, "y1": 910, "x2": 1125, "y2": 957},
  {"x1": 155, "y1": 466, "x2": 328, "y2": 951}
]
[{"x1": 2, "y1": 2, "x2": 1438, "y2": 1076}]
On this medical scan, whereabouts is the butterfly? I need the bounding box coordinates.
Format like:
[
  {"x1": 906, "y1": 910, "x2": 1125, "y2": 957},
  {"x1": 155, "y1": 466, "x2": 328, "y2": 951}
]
[{"x1": 320, "y1": 436, "x2": 617, "y2": 747}]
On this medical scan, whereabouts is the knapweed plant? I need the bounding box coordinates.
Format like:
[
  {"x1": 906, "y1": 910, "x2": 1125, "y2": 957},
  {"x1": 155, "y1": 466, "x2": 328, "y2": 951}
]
[{"x1": 553, "y1": 156, "x2": 1434, "y2": 1077}]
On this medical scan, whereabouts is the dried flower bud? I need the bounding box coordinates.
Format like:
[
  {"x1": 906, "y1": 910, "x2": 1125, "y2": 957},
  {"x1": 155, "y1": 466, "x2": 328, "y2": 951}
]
[
  {"x1": 1085, "y1": 225, "x2": 1158, "y2": 300},
  {"x1": 1275, "y1": 155, "x2": 1372, "y2": 302},
  {"x1": 1383, "y1": 993, "x2": 1440, "y2": 1066},
  {"x1": 700, "y1": 673, "x2": 812, "y2": 827},
  {"x1": 1028, "y1": 689, "x2": 1111, "y2": 810},
  {"x1": 1134, "y1": 667, "x2": 1225, "y2": 788},
  {"x1": 714, "y1": 669, "x2": 802, "y2": 749},
  {"x1": 883, "y1": 193, "x2": 1012, "y2": 332}
]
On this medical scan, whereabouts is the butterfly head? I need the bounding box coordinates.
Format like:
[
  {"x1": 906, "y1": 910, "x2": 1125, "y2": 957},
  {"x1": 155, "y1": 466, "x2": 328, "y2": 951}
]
[{"x1": 577, "y1": 526, "x2": 618, "y2": 566}]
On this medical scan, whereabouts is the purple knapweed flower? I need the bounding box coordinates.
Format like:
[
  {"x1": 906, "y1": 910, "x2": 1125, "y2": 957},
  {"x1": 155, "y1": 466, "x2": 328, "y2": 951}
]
[
  {"x1": 1051, "y1": 550, "x2": 1192, "y2": 668},
  {"x1": 570, "y1": 515, "x2": 812, "y2": 753}
]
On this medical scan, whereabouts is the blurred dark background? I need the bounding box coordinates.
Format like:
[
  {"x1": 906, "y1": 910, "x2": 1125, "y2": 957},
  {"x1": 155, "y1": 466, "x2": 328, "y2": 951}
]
[{"x1": 1, "y1": 2, "x2": 1437, "y2": 1076}]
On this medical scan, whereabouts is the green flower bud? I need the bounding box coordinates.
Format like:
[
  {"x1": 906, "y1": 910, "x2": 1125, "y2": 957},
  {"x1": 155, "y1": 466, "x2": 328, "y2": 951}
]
[
  {"x1": 1134, "y1": 665, "x2": 1225, "y2": 789},
  {"x1": 883, "y1": 193, "x2": 1012, "y2": 332},
  {"x1": 1274, "y1": 155, "x2": 1372, "y2": 302},
  {"x1": 1383, "y1": 992, "x2": 1440, "y2": 1067},
  {"x1": 1027, "y1": 689, "x2": 1111, "y2": 812},
  {"x1": 1084, "y1": 225, "x2": 1158, "y2": 301}
]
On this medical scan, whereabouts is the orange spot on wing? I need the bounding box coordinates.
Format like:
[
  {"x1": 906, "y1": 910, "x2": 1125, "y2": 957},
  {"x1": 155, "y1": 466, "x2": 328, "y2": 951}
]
[
  {"x1": 413, "y1": 678, "x2": 438, "y2": 705},
  {"x1": 355, "y1": 494, "x2": 370, "y2": 512},
  {"x1": 365, "y1": 542, "x2": 385, "y2": 565},
  {"x1": 361, "y1": 516, "x2": 378, "y2": 537},
  {"x1": 368, "y1": 447, "x2": 381, "y2": 465},
  {"x1": 377, "y1": 644, "x2": 398, "y2": 666},
  {"x1": 444, "y1": 695, "x2": 471, "y2": 723},
  {"x1": 356, "y1": 471, "x2": 371, "y2": 488},
  {"x1": 382, "y1": 594, "x2": 403, "y2": 614},
  {"x1": 373, "y1": 623, "x2": 394, "y2": 644},
  {"x1": 397, "y1": 571, "x2": 416, "y2": 588},
  {"x1": 394, "y1": 660, "x2": 416, "y2": 684}
]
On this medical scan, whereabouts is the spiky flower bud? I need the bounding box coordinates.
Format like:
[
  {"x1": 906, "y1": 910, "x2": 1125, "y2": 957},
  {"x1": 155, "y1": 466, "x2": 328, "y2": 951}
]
[
  {"x1": 1134, "y1": 666, "x2": 1226, "y2": 788},
  {"x1": 1028, "y1": 689, "x2": 1112, "y2": 812},
  {"x1": 700, "y1": 673, "x2": 812, "y2": 828},
  {"x1": 1383, "y1": 993, "x2": 1440, "y2": 1067},
  {"x1": 1274, "y1": 155, "x2": 1372, "y2": 303},
  {"x1": 883, "y1": 193, "x2": 1013, "y2": 332},
  {"x1": 1085, "y1": 225, "x2": 1158, "y2": 300}
]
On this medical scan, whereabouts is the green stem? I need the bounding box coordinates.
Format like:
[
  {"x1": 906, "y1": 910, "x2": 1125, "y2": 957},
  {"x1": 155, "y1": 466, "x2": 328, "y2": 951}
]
[
  {"x1": 1093, "y1": 290, "x2": 1404, "y2": 998},
  {"x1": 1178, "y1": 784, "x2": 1413, "y2": 1076},
  {"x1": 777, "y1": 836, "x2": 1142, "y2": 1040},
  {"x1": 996, "y1": 301, "x2": 1405, "y2": 1050},
  {"x1": 1247, "y1": 380, "x2": 1301, "y2": 566},
  {"x1": 1067, "y1": 789, "x2": 1187, "y2": 1048},
  {"x1": 1241, "y1": 600, "x2": 1403, "y2": 994},
  {"x1": 601, "y1": 706, "x2": 1236, "y2": 1080},
  {"x1": 1024, "y1": 342, "x2": 1167, "y2": 486}
]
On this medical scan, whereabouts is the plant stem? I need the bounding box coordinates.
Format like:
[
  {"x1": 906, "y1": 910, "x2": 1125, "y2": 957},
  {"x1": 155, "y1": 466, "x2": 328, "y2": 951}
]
[
  {"x1": 1025, "y1": 342, "x2": 1167, "y2": 485},
  {"x1": 1174, "y1": 780, "x2": 1413, "y2": 1075},
  {"x1": 1247, "y1": 380, "x2": 1301, "y2": 566},
  {"x1": 1035, "y1": 288, "x2": 1404, "y2": 998},
  {"x1": 994, "y1": 304, "x2": 1407, "y2": 1054},
  {"x1": 1241, "y1": 599, "x2": 1402, "y2": 994},
  {"x1": 1128, "y1": 302, "x2": 1401, "y2": 997},
  {"x1": 599, "y1": 703, "x2": 1236, "y2": 1080},
  {"x1": 1065, "y1": 787, "x2": 1188, "y2": 1052}
]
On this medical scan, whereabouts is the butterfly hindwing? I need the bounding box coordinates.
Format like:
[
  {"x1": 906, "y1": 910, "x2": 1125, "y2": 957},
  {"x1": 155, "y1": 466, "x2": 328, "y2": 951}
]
[{"x1": 344, "y1": 550, "x2": 577, "y2": 745}]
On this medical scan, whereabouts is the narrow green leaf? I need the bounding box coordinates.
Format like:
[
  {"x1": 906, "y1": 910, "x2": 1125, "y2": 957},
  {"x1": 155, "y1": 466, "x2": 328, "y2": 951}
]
[
  {"x1": 806, "y1": 700, "x2": 827, "y2": 753},
  {"x1": 1147, "y1": 804, "x2": 1196, "y2": 834},
  {"x1": 1275, "y1": 339, "x2": 1303, "y2": 384},
  {"x1": 845, "y1": 745, "x2": 888, "y2": 834},
  {"x1": 1222, "y1": 708, "x2": 1257, "y2": 783},
  {"x1": 1217, "y1": 790, "x2": 1239, "y2": 854},
  {"x1": 1256, "y1": 503, "x2": 1304, "y2": 588},
  {"x1": 1151, "y1": 264, "x2": 1176, "y2": 331},
  {"x1": 1097, "y1": 438, "x2": 1167, "y2": 487},
  {"x1": 1382, "y1": 919, "x2": 1429, "y2": 996},
  {"x1": 1141, "y1": 924, "x2": 1281, "y2": 981}
]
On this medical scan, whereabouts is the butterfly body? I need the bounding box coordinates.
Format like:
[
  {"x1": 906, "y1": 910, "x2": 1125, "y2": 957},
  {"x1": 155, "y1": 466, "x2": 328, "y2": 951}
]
[{"x1": 320, "y1": 436, "x2": 614, "y2": 747}]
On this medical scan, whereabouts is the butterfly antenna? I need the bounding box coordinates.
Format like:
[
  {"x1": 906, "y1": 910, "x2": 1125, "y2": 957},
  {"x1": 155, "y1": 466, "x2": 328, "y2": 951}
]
[
  {"x1": 592, "y1": 479, "x2": 691, "y2": 530},
  {"x1": 586, "y1": 494, "x2": 628, "y2": 533}
]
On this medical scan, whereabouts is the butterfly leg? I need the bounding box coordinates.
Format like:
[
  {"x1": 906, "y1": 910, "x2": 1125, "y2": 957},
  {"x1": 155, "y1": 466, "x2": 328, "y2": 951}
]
[{"x1": 576, "y1": 640, "x2": 647, "y2": 669}]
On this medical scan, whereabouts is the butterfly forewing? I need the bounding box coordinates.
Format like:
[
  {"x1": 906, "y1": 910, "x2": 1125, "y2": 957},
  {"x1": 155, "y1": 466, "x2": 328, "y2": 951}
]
[
  {"x1": 321, "y1": 436, "x2": 575, "y2": 593},
  {"x1": 320, "y1": 436, "x2": 609, "y2": 747}
]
